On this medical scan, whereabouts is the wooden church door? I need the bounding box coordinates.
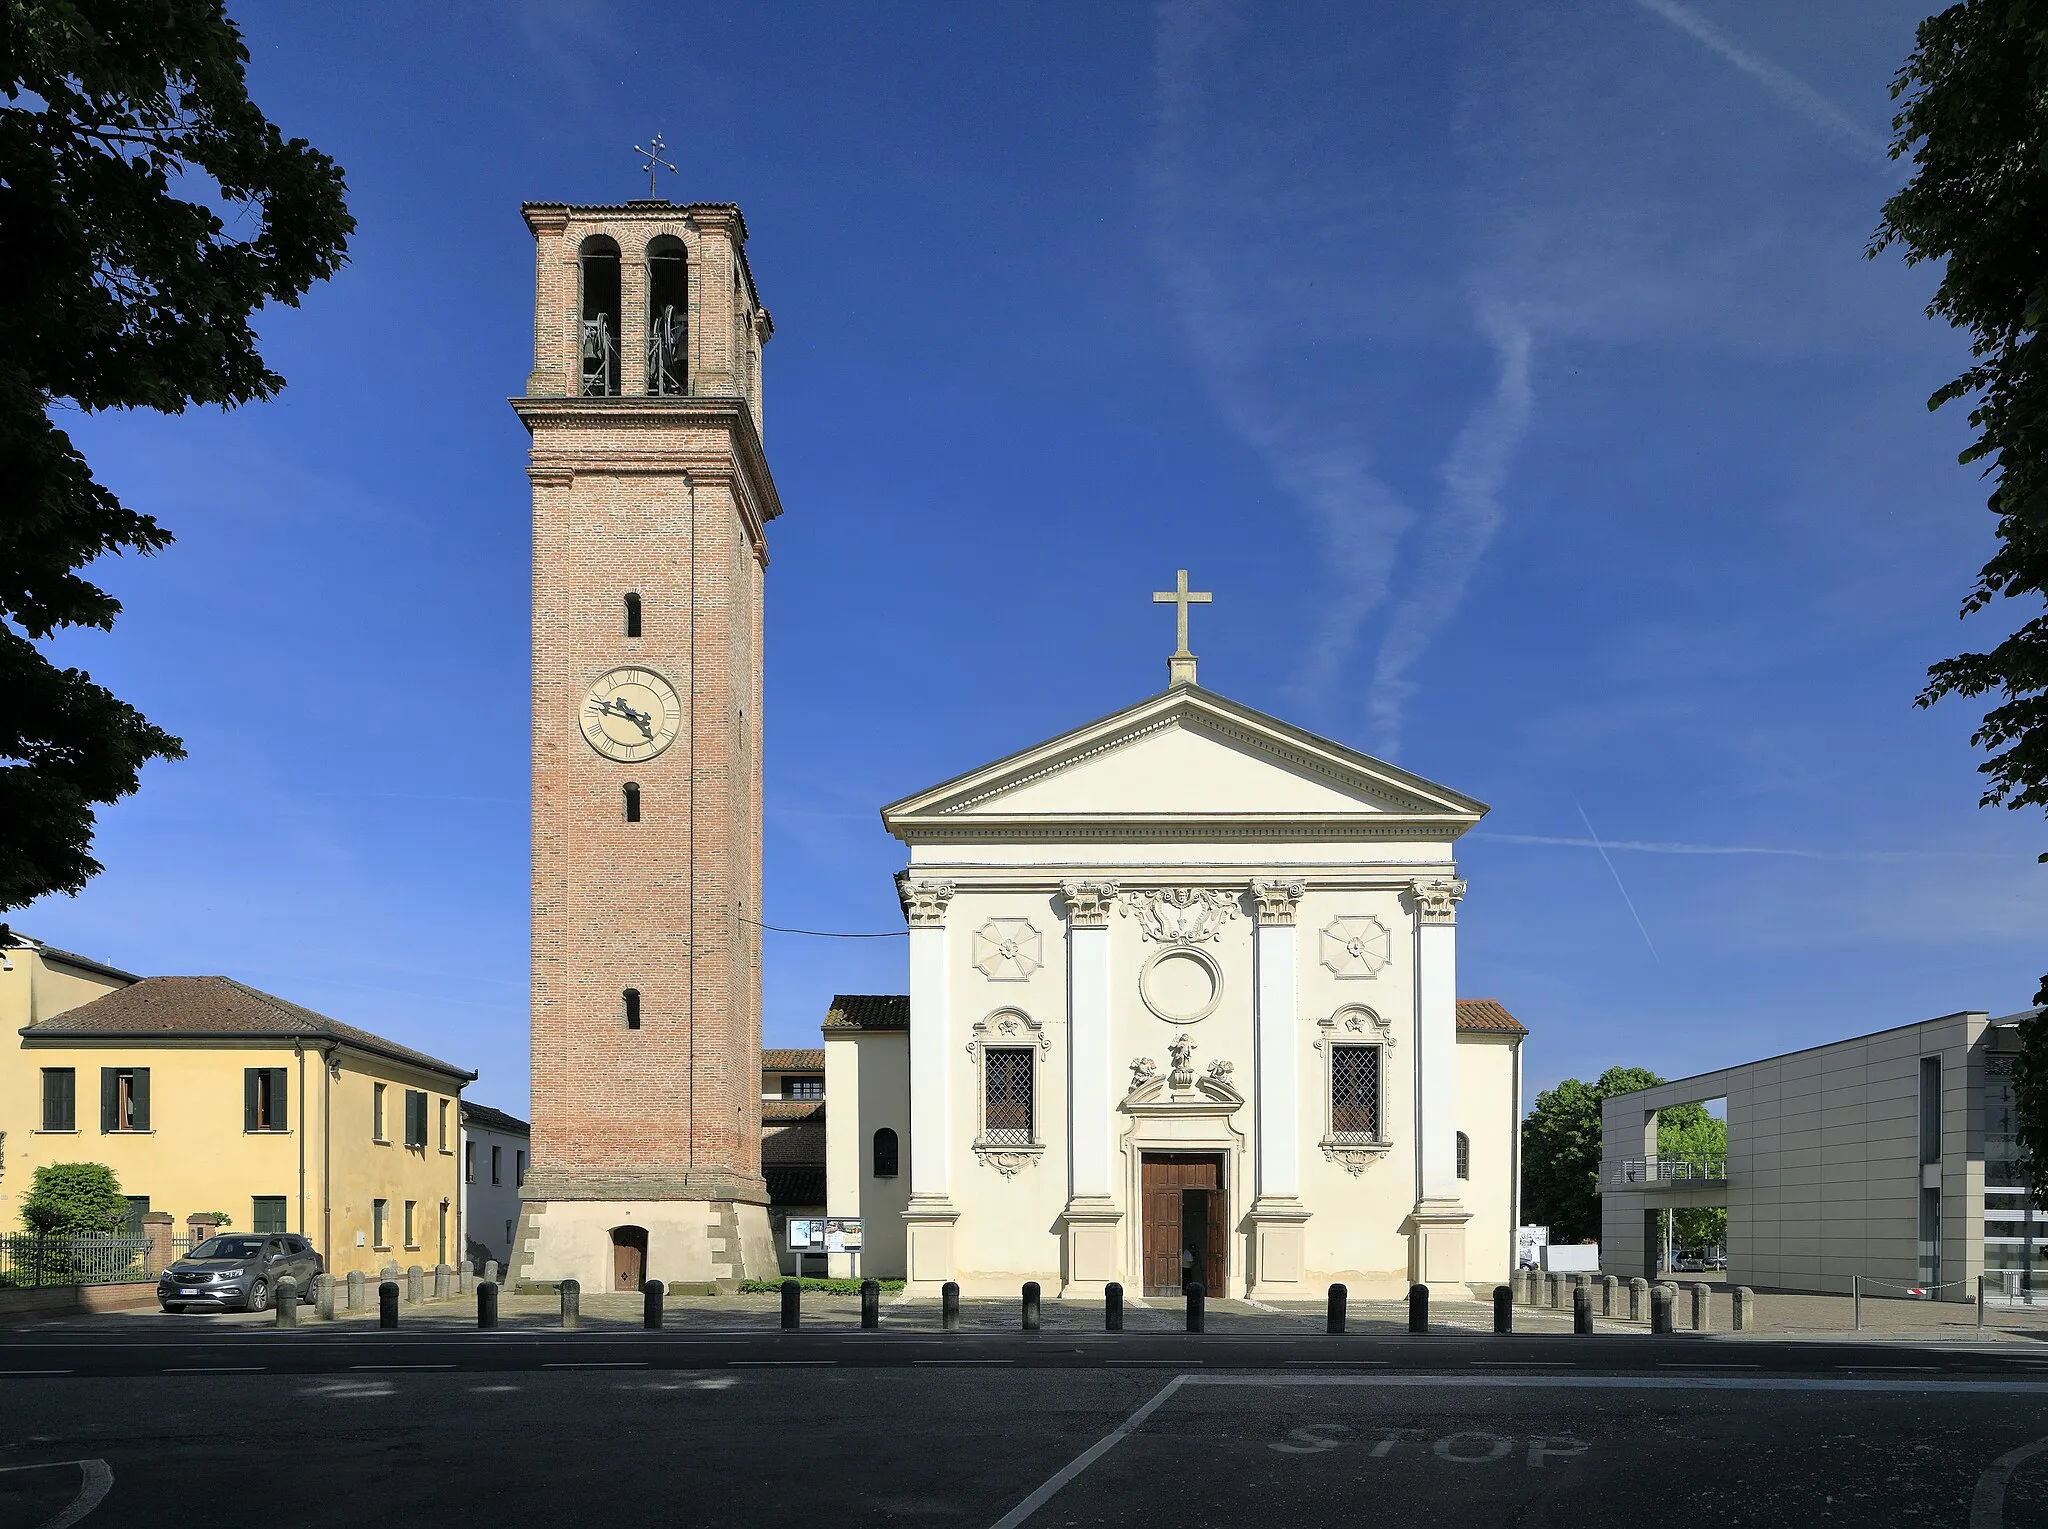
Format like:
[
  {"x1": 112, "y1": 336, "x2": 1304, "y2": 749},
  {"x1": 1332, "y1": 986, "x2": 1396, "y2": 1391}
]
[{"x1": 611, "y1": 1226, "x2": 647, "y2": 1291}]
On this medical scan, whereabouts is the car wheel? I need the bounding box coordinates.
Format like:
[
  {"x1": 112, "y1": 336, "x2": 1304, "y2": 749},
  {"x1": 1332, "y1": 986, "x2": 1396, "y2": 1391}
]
[{"x1": 246, "y1": 1279, "x2": 269, "y2": 1314}]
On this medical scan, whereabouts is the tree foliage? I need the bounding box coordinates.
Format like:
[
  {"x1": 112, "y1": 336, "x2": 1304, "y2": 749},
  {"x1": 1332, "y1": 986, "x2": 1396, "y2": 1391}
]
[
  {"x1": 0, "y1": 0, "x2": 352, "y2": 913},
  {"x1": 20, "y1": 1160, "x2": 126, "y2": 1234},
  {"x1": 1520, "y1": 1066, "x2": 1662, "y2": 1243},
  {"x1": 1871, "y1": 1, "x2": 2048, "y2": 1188}
]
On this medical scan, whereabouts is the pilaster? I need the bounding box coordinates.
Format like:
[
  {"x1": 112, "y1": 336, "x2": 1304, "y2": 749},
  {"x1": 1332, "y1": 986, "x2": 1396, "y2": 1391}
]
[
  {"x1": 1059, "y1": 879, "x2": 1122, "y2": 1293},
  {"x1": 1248, "y1": 878, "x2": 1309, "y2": 1297},
  {"x1": 1410, "y1": 875, "x2": 1470, "y2": 1292},
  {"x1": 900, "y1": 874, "x2": 959, "y2": 1289}
]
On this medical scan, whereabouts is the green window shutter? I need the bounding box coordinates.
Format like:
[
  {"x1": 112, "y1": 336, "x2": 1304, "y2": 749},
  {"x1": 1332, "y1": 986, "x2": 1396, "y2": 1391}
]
[
  {"x1": 244, "y1": 1070, "x2": 259, "y2": 1132},
  {"x1": 101, "y1": 1068, "x2": 117, "y2": 1132},
  {"x1": 132, "y1": 1068, "x2": 150, "y2": 1131},
  {"x1": 272, "y1": 1068, "x2": 288, "y2": 1132}
]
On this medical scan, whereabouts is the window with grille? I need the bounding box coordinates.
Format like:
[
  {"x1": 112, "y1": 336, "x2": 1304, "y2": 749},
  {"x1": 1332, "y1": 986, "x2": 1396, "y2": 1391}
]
[
  {"x1": 873, "y1": 1127, "x2": 900, "y2": 1178},
  {"x1": 1330, "y1": 1045, "x2": 1381, "y2": 1141},
  {"x1": 1456, "y1": 1130, "x2": 1470, "y2": 1179},
  {"x1": 782, "y1": 1075, "x2": 823, "y2": 1100},
  {"x1": 983, "y1": 1048, "x2": 1034, "y2": 1145}
]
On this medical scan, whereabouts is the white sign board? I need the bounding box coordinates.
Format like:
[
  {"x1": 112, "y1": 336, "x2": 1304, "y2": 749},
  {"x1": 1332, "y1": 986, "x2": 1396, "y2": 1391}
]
[
  {"x1": 786, "y1": 1218, "x2": 821, "y2": 1252},
  {"x1": 1541, "y1": 1243, "x2": 1600, "y2": 1273},
  {"x1": 824, "y1": 1217, "x2": 863, "y2": 1253},
  {"x1": 1516, "y1": 1225, "x2": 1549, "y2": 1267}
]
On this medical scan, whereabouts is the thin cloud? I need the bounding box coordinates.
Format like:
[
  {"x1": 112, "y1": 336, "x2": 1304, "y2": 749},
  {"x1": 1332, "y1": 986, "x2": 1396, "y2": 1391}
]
[
  {"x1": 1632, "y1": 0, "x2": 1894, "y2": 172},
  {"x1": 1368, "y1": 302, "x2": 1534, "y2": 757},
  {"x1": 1473, "y1": 832, "x2": 2016, "y2": 862}
]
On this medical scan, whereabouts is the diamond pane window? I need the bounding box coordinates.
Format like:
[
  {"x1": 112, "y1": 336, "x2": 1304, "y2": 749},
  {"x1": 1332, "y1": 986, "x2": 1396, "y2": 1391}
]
[
  {"x1": 984, "y1": 1048, "x2": 1034, "y2": 1145},
  {"x1": 1331, "y1": 1045, "x2": 1380, "y2": 1141}
]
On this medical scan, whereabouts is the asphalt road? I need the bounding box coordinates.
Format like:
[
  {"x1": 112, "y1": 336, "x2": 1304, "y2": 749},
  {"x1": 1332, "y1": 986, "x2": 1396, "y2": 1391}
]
[{"x1": 3, "y1": 1329, "x2": 2047, "y2": 1527}]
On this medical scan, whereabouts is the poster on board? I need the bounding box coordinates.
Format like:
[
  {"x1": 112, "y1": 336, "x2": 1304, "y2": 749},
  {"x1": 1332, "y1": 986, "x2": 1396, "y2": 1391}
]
[{"x1": 824, "y1": 1217, "x2": 863, "y2": 1253}]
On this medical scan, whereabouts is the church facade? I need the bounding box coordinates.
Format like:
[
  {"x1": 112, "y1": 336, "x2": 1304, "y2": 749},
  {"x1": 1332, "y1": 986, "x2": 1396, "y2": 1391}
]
[{"x1": 826, "y1": 606, "x2": 1526, "y2": 1300}]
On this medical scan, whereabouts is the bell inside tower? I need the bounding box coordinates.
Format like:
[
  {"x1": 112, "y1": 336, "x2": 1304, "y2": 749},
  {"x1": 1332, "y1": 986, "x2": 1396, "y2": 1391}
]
[
  {"x1": 578, "y1": 235, "x2": 622, "y2": 396},
  {"x1": 646, "y1": 237, "x2": 688, "y2": 396}
]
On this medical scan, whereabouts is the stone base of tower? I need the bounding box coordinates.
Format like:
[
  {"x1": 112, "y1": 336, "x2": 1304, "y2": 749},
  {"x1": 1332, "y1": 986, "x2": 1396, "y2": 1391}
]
[{"x1": 510, "y1": 1193, "x2": 776, "y2": 1293}]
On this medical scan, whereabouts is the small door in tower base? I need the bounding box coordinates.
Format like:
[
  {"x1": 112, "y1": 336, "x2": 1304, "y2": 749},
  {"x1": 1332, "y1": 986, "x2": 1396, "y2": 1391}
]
[{"x1": 611, "y1": 1225, "x2": 648, "y2": 1291}]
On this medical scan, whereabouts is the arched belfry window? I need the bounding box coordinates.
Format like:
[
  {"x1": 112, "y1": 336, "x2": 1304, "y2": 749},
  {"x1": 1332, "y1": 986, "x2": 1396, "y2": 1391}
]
[
  {"x1": 622, "y1": 783, "x2": 641, "y2": 823},
  {"x1": 624, "y1": 592, "x2": 642, "y2": 638},
  {"x1": 579, "y1": 236, "x2": 622, "y2": 396},
  {"x1": 1456, "y1": 1131, "x2": 1470, "y2": 1180},
  {"x1": 646, "y1": 236, "x2": 688, "y2": 396},
  {"x1": 872, "y1": 1127, "x2": 899, "y2": 1180},
  {"x1": 623, "y1": 988, "x2": 641, "y2": 1030}
]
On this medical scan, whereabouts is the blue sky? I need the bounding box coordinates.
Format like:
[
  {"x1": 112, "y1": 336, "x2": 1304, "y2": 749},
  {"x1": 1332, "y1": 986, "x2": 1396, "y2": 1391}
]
[{"x1": 22, "y1": 1, "x2": 2046, "y2": 1116}]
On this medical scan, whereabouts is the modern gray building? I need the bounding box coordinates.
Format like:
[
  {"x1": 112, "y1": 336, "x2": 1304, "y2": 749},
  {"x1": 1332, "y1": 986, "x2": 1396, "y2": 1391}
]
[{"x1": 1599, "y1": 1006, "x2": 2042, "y2": 1301}]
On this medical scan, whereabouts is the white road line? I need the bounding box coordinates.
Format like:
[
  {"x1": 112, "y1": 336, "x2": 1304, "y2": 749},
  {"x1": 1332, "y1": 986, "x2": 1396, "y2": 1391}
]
[
  {"x1": 1471, "y1": 1360, "x2": 1575, "y2": 1366},
  {"x1": 1283, "y1": 1360, "x2": 1389, "y2": 1367},
  {"x1": 0, "y1": 1459, "x2": 111, "y2": 1529},
  {"x1": 0, "y1": 1369, "x2": 72, "y2": 1376},
  {"x1": 1191, "y1": 1373, "x2": 2048, "y2": 1394},
  {"x1": 162, "y1": 1366, "x2": 264, "y2": 1374},
  {"x1": 728, "y1": 1360, "x2": 836, "y2": 1367},
  {"x1": 348, "y1": 1364, "x2": 453, "y2": 1371},
  {"x1": 988, "y1": 1374, "x2": 1192, "y2": 1529},
  {"x1": 542, "y1": 1362, "x2": 646, "y2": 1369},
  {"x1": 915, "y1": 1359, "x2": 1015, "y2": 1365},
  {"x1": 1657, "y1": 1362, "x2": 1761, "y2": 1369},
  {"x1": 1971, "y1": 1432, "x2": 2048, "y2": 1529},
  {"x1": 1840, "y1": 1365, "x2": 1940, "y2": 1372}
]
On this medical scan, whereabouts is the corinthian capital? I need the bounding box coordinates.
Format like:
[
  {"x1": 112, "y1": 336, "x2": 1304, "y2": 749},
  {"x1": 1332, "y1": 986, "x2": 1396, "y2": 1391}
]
[
  {"x1": 1251, "y1": 878, "x2": 1307, "y2": 925},
  {"x1": 896, "y1": 873, "x2": 956, "y2": 928},
  {"x1": 1059, "y1": 879, "x2": 1122, "y2": 929},
  {"x1": 1411, "y1": 877, "x2": 1467, "y2": 925}
]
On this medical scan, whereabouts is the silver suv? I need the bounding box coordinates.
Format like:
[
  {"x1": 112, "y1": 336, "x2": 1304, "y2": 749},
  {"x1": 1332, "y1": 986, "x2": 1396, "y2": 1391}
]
[{"x1": 158, "y1": 1234, "x2": 324, "y2": 1313}]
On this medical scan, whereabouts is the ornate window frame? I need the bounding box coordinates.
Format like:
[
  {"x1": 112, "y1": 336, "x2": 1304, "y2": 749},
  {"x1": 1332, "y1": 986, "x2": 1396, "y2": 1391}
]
[
  {"x1": 968, "y1": 1007, "x2": 1046, "y2": 1177},
  {"x1": 1313, "y1": 1005, "x2": 1395, "y2": 1176}
]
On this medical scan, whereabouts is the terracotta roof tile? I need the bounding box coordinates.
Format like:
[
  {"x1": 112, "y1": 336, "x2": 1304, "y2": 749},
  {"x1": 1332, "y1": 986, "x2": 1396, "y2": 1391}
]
[
  {"x1": 1456, "y1": 998, "x2": 1527, "y2": 1036},
  {"x1": 460, "y1": 1100, "x2": 529, "y2": 1135},
  {"x1": 22, "y1": 975, "x2": 475, "y2": 1080},
  {"x1": 762, "y1": 1100, "x2": 825, "y2": 1124},
  {"x1": 763, "y1": 1047, "x2": 824, "y2": 1070},
  {"x1": 764, "y1": 1165, "x2": 825, "y2": 1206}
]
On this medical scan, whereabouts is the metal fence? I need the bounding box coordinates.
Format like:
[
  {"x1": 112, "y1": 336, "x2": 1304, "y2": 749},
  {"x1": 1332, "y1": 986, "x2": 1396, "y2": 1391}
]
[
  {"x1": 0, "y1": 1233, "x2": 155, "y2": 1288},
  {"x1": 1602, "y1": 1155, "x2": 1730, "y2": 1186}
]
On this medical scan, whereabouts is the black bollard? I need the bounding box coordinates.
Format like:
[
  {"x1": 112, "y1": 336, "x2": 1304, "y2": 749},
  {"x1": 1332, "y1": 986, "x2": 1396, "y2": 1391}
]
[
  {"x1": 1408, "y1": 1282, "x2": 1429, "y2": 1334},
  {"x1": 860, "y1": 1279, "x2": 880, "y2": 1330},
  {"x1": 1327, "y1": 1282, "x2": 1348, "y2": 1334},
  {"x1": 477, "y1": 1280, "x2": 498, "y2": 1329},
  {"x1": 643, "y1": 1279, "x2": 665, "y2": 1330},
  {"x1": 1651, "y1": 1283, "x2": 1675, "y2": 1335},
  {"x1": 780, "y1": 1277, "x2": 801, "y2": 1330},
  {"x1": 1186, "y1": 1280, "x2": 1206, "y2": 1333},
  {"x1": 1105, "y1": 1281, "x2": 1124, "y2": 1332},
  {"x1": 942, "y1": 1281, "x2": 960, "y2": 1331},
  {"x1": 1573, "y1": 1284, "x2": 1593, "y2": 1335},
  {"x1": 1493, "y1": 1284, "x2": 1513, "y2": 1334},
  {"x1": 378, "y1": 1279, "x2": 399, "y2": 1329},
  {"x1": 1021, "y1": 1280, "x2": 1041, "y2": 1332}
]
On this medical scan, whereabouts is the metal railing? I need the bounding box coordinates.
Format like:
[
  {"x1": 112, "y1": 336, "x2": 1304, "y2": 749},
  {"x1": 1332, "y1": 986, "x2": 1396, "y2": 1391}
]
[
  {"x1": 0, "y1": 1233, "x2": 154, "y2": 1288},
  {"x1": 1602, "y1": 1155, "x2": 1729, "y2": 1186}
]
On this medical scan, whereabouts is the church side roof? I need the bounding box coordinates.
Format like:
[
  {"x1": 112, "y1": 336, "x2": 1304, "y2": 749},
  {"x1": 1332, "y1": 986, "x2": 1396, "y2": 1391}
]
[
  {"x1": 821, "y1": 994, "x2": 910, "y2": 1032},
  {"x1": 23, "y1": 975, "x2": 476, "y2": 1081},
  {"x1": 820, "y1": 991, "x2": 1523, "y2": 1037},
  {"x1": 764, "y1": 1047, "x2": 824, "y2": 1070},
  {"x1": 1456, "y1": 998, "x2": 1528, "y2": 1036}
]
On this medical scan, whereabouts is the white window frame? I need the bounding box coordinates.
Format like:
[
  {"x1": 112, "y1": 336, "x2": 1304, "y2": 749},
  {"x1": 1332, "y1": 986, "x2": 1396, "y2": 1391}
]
[
  {"x1": 967, "y1": 1007, "x2": 1046, "y2": 1176},
  {"x1": 1315, "y1": 1006, "x2": 1395, "y2": 1176}
]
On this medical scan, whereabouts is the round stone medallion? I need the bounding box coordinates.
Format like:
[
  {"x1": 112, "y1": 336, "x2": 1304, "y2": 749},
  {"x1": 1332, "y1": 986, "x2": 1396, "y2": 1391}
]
[{"x1": 1139, "y1": 946, "x2": 1223, "y2": 1024}]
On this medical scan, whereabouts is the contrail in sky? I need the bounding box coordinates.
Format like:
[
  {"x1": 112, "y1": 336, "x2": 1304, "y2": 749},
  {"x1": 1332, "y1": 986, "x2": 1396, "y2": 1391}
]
[
  {"x1": 1633, "y1": 0, "x2": 1895, "y2": 172},
  {"x1": 1574, "y1": 797, "x2": 1659, "y2": 960}
]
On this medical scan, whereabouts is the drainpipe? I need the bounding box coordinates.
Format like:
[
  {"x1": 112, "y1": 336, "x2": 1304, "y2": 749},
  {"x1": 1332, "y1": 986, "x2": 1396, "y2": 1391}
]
[
  {"x1": 322, "y1": 1044, "x2": 337, "y2": 1262},
  {"x1": 295, "y1": 1042, "x2": 307, "y2": 1235}
]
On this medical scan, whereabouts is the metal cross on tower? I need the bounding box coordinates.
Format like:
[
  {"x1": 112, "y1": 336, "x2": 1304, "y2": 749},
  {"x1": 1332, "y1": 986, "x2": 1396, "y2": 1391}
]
[
  {"x1": 1152, "y1": 568, "x2": 1212, "y2": 688},
  {"x1": 633, "y1": 133, "x2": 677, "y2": 199}
]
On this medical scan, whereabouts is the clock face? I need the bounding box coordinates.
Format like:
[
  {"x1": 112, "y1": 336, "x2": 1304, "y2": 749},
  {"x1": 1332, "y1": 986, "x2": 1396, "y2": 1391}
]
[{"x1": 581, "y1": 667, "x2": 681, "y2": 763}]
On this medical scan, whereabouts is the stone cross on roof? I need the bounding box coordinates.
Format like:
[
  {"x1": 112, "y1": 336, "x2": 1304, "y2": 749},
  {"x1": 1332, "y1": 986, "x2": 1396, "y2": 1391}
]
[
  {"x1": 633, "y1": 133, "x2": 676, "y2": 200},
  {"x1": 1152, "y1": 568, "x2": 1212, "y2": 688}
]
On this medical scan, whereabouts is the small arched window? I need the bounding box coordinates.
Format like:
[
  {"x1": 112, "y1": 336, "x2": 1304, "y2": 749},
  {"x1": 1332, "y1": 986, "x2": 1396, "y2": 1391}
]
[
  {"x1": 1456, "y1": 1130, "x2": 1470, "y2": 1180},
  {"x1": 872, "y1": 1127, "x2": 899, "y2": 1180},
  {"x1": 622, "y1": 782, "x2": 641, "y2": 823},
  {"x1": 623, "y1": 988, "x2": 641, "y2": 1030},
  {"x1": 624, "y1": 592, "x2": 642, "y2": 638}
]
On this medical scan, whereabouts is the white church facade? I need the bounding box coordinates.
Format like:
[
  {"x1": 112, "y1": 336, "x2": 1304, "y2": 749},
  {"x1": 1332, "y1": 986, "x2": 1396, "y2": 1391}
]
[{"x1": 824, "y1": 582, "x2": 1526, "y2": 1300}]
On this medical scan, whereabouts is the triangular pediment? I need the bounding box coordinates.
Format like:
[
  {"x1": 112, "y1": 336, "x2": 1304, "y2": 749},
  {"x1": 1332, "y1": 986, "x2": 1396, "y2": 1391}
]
[{"x1": 882, "y1": 686, "x2": 1485, "y2": 842}]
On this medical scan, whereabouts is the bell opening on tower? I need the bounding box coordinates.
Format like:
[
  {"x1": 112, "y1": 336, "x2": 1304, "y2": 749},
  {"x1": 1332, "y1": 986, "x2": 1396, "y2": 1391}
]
[
  {"x1": 646, "y1": 236, "x2": 688, "y2": 396},
  {"x1": 578, "y1": 235, "x2": 622, "y2": 397}
]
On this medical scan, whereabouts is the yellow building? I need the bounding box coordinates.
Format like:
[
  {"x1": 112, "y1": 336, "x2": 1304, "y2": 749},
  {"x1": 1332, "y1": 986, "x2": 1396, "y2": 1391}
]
[{"x1": 1, "y1": 938, "x2": 474, "y2": 1277}]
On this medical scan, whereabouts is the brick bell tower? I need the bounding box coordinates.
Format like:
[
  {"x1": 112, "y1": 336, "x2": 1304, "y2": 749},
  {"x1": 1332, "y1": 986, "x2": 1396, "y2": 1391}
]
[{"x1": 511, "y1": 198, "x2": 780, "y2": 1288}]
